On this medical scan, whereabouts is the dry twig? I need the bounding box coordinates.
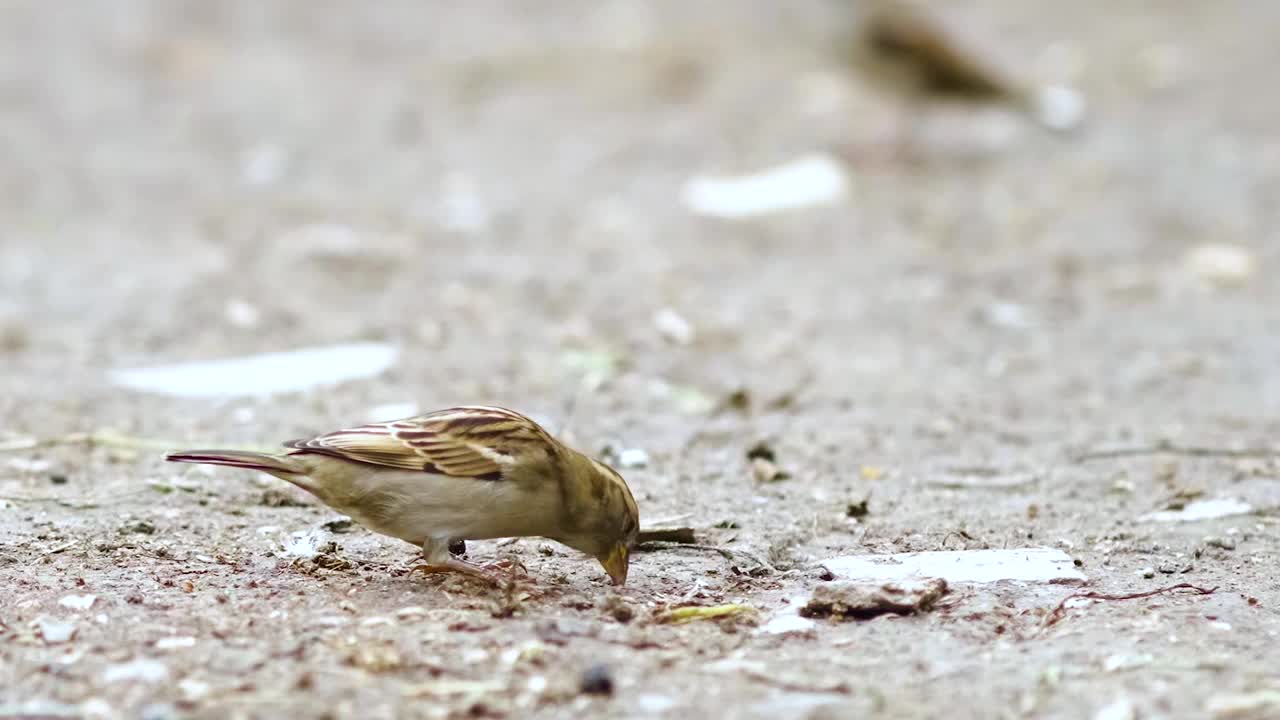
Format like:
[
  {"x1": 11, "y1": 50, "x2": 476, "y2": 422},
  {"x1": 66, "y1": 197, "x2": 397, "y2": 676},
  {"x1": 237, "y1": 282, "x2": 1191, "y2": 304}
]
[
  {"x1": 636, "y1": 527, "x2": 697, "y2": 545},
  {"x1": 1044, "y1": 583, "x2": 1218, "y2": 627}
]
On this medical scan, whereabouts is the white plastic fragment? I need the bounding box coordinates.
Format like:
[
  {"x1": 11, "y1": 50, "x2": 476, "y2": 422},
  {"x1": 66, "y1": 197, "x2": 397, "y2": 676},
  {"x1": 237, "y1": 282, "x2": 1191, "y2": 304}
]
[
  {"x1": 617, "y1": 448, "x2": 650, "y2": 469},
  {"x1": 756, "y1": 595, "x2": 818, "y2": 636},
  {"x1": 1140, "y1": 498, "x2": 1253, "y2": 523},
  {"x1": 820, "y1": 548, "x2": 1086, "y2": 584},
  {"x1": 110, "y1": 342, "x2": 398, "y2": 398},
  {"x1": 1103, "y1": 654, "x2": 1153, "y2": 672},
  {"x1": 757, "y1": 613, "x2": 818, "y2": 636},
  {"x1": 37, "y1": 617, "x2": 77, "y2": 644},
  {"x1": 155, "y1": 637, "x2": 196, "y2": 650},
  {"x1": 58, "y1": 594, "x2": 97, "y2": 611},
  {"x1": 636, "y1": 695, "x2": 677, "y2": 714},
  {"x1": 102, "y1": 658, "x2": 169, "y2": 684},
  {"x1": 1184, "y1": 244, "x2": 1256, "y2": 287},
  {"x1": 6, "y1": 457, "x2": 50, "y2": 473},
  {"x1": 653, "y1": 308, "x2": 695, "y2": 345},
  {"x1": 680, "y1": 154, "x2": 849, "y2": 220},
  {"x1": 277, "y1": 530, "x2": 327, "y2": 560}
]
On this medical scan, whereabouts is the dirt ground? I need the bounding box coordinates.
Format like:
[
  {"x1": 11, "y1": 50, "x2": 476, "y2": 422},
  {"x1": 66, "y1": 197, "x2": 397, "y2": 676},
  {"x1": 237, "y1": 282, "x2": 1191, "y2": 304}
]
[{"x1": 3, "y1": 2, "x2": 1280, "y2": 718}]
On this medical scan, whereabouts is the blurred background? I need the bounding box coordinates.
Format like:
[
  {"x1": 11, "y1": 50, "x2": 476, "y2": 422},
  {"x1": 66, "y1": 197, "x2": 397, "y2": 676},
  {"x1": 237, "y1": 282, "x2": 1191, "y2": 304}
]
[
  {"x1": 4, "y1": 1, "x2": 1278, "y2": 445},
  {"x1": 3, "y1": 1, "x2": 1280, "y2": 717}
]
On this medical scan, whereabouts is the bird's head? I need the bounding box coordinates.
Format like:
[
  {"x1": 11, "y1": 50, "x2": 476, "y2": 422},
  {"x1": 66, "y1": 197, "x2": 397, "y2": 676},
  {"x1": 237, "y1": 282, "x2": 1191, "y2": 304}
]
[{"x1": 559, "y1": 452, "x2": 639, "y2": 585}]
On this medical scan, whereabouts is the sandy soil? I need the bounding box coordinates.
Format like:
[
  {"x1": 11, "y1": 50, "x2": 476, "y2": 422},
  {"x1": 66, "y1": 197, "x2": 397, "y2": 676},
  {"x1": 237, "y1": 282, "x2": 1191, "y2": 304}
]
[{"x1": 2, "y1": 2, "x2": 1280, "y2": 718}]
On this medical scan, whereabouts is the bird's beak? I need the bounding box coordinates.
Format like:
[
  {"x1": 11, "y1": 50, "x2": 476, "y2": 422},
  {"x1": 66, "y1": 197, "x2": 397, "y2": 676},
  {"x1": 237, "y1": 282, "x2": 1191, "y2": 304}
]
[{"x1": 598, "y1": 543, "x2": 629, "y2": 586}]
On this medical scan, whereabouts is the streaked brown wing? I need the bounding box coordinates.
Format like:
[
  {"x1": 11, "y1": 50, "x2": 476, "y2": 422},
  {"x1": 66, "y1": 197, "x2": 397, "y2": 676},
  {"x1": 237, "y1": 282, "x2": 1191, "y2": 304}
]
[{"x1": 284, "y1": 405, "x2": 552, "y2": 480}]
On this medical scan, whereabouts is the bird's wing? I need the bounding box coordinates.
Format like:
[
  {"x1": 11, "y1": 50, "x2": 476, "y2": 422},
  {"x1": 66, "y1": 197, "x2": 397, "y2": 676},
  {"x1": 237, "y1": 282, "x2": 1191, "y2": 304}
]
[{"x1": 285, "y1": 405, "x2": 553, "y2": 480}]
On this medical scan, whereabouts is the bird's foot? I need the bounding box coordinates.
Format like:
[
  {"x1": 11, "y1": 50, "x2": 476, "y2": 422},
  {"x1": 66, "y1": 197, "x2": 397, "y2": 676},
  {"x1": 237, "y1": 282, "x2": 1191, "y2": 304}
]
[{"x1": 410, "y1": 557, "x2": 528, "y2": 586}]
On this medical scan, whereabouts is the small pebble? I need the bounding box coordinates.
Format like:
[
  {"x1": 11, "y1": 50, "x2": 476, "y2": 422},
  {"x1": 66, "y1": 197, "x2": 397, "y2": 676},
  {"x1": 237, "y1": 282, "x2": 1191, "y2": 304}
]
[
  {"x1": 322, "y1": 518, "x2": 356, "y2": 534},
  {"x1": 981, "y1": 301, "x2": 1035, "y2": 330},
  {"x1": 750, "y1": 457, "x2": 790, "y2": 483},
  {"x1": 1030, "y1": 84, "x2": 1087, "y2": 132},
  {"x1": 653, "y1": 308, "x2": 695, "y2": 345},
  {"x1": 1140, "y1": 567, "x2": 1156, "y2": 579},
  {"x1": 395, "y1": 606, "x2": 428, "y2": 621},
  {"x1": 223, "y1": 299, "x2": 261, "y2": 329},
  {"x1": 580, "y1": 664, "x2": 614, "y2": 696},
  {"x1": 602, "y1": 595, "x2": 634, "y2": 624},
  {"x1": 1204, "y1": 536, "x2": 1237, "y2": 551},
  {"x1": 0, "y1": 315, "x2": 28, "y2": 352},
  {"x1": 120, "y1": 520, "x2": 157, "y2": 535}
]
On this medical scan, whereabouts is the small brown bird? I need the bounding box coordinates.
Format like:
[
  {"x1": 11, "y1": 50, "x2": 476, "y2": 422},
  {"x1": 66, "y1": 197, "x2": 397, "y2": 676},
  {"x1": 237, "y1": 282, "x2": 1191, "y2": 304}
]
[
  {"x1": 846, "y1": 0, "x2": 1084, "y2": 138},
  {"x1": 166, "y1": 405, "x2": 639, "y2": 585},
  {"x1": 852, "y1": 0, "x2": 1024, "y2": 106}
]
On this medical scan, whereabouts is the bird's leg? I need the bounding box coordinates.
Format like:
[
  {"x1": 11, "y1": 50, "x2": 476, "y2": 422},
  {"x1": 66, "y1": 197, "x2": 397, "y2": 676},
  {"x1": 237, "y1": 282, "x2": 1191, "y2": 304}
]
[
  {"x1": 411, "y1": 539, "x2": 526, "y2": 585},
  {"x1": 411, "y1": 538, "x2": 499, "y2": 584}
]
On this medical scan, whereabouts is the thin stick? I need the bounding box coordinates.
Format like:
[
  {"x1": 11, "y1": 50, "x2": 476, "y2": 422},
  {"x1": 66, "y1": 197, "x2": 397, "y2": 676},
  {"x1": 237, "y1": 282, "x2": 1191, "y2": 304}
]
[
  {"x1": 742, "y1": 668, "x2": 850, "y2": 695},
  {"x1": 635, "y1": 541, "x2": 774, "y2": 573},
  {"x1": 636, "y1": 527, "x2": 697, "y2": 545},
  {"x1": 1072, "y1": 442, "x2": 1277, "y2": 463},
  {"x1": 39, "y1": 541, "x2": 78, "y2": 557},
  {"x1": 643, "y1": 513, "x2": 693, "y2": 527},
  {"x1": 1044, "y1": 583, "x2": 1218, "y2": 627}
]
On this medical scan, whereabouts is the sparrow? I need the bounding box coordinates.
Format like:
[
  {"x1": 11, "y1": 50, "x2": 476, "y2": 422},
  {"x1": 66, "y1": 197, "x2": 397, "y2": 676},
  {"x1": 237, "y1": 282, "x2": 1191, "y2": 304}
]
[
  {"x1": 845, "y1": 0, "x2": 1084, "y2": 139},
  {"x1": 165, "y1": 405, "x2": 639, "y2": 585},
  {"x1": 851, "y1": 0, "x2": 1023, "y2": 107}
]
